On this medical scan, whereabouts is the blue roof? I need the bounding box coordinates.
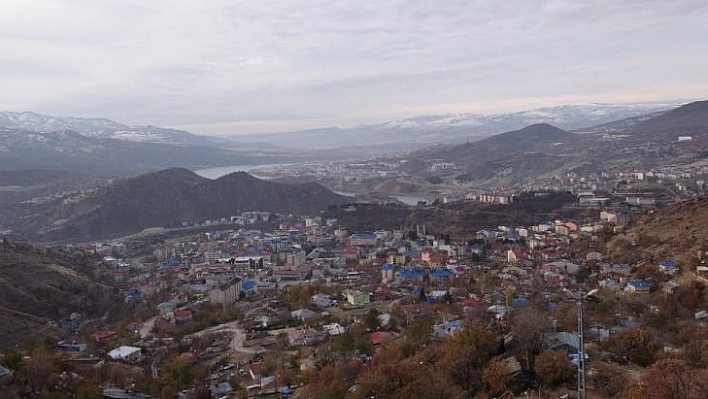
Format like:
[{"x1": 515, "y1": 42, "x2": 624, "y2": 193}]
[
  {"x1": 659, "y1": 260, "x2": 677, "y2": 268},
  {"x1": 512, "y1": 297, "x2": 529, "y2": 307},
  {"x1": 629, "y1": 280, "x2": 654, "y2": 288},
  {"x1": 430, "y1": 268, "x2": 453, "y2": 278},
  {"x1": 242, "y1": 280, "x2": 257, "y2": 290},
  {"x1": 443, "y1": 319, "x2": 462, "y2": 329},
  {"x1": 400, "y1": 269, "x2": 423, "y2": 278},
  {"x1": 381, "y1": 263, "x2": 394, "y2": 270}
]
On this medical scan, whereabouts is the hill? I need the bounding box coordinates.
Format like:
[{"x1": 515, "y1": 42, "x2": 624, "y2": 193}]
[
  {"x1": 0, "y1": 240, "x2": 117, "y2": 347},
  {"x1": 0, "y1": 168, "x2": 348, "y2": 242},
  {"x1": 606, "y1": 196, "x2": 708, "y2": 266},
  {"x1": 394, "y1": 101, "x2": 708, "y2": 189},
  {"x1": 426, "y1": 123, "x2": 577, "y2": 163},
  {"x1": 627, "y1": 100, "x2": 708, "y2": 137},
  {"x1": 398, "y1": 123, "x2": 586, "y2": 187},
  {"x1": 0, "y1": 169, "x2": 105, "y2": 204}
]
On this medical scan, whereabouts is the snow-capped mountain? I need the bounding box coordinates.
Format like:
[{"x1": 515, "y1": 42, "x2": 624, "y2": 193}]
[
  {"x1": 0, "y1": 111, "x2": 220, "y2": 146},
  {"x1": 235, "y1": 102, "x2": 684, "y2": 151},
  {"x1": 377, "y1": 102, "x2": 682, "y2": 131}
]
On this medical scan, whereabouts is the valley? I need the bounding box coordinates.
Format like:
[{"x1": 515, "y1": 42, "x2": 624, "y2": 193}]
[{"x1": 1, "y1": 101, "x2": 708, "y2": 398}]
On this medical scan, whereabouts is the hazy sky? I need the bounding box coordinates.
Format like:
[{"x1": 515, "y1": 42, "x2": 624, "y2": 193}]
[{"x1": 1, "y1": 0, "x2": 707, "y2": 135}]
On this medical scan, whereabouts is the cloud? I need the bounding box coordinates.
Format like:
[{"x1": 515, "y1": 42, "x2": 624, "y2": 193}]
[{"x1": 0, "y1": 0, "x2": 706, "y2": 134}]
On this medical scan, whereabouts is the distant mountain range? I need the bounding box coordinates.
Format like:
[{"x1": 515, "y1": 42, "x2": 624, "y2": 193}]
[
  {"x1": 0, "y1": 112, "x2": 318, "y2": 176},
  {"x1": 401, "y1": 100, "x2": 708, "y2": 188},
  {"x1": 233, "y1": 102, "x2": 682, "y2": 150},
  {"x1": 0, "y1": 111, "x2": 222, "y2": 146},
  {"x1": 0, "y1": 102, "x2": 686, "y2": 175},
  {"x1": 0, "y1": 168, "x2": 348, "y2": 242}
]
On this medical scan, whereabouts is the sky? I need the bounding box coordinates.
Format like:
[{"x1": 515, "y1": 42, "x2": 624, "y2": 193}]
[{"x1": 1, "y1": 0, "x2": 707, "y2": 135}]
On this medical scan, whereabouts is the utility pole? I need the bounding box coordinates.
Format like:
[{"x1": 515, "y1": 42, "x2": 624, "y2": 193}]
[
  {"x1": 563, "y1": 288, "x2": 598, "y2": 399},
  {"x1": 575, "y1": 296, "x2": 586, "y2": 399}
]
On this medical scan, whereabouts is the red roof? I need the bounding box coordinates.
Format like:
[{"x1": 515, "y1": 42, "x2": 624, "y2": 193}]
[
  {"x1": 370, "y1": 331, "x2": 393, "y2": 345},
  {"x1": 92, "y1": 330, "x2": 117, "y2": 340}
]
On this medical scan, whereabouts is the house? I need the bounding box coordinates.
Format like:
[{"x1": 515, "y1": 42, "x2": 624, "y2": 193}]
[
  {"x1": 272, "y1": 264, "x2": 313, "y2": 280},
  {"x1": 554, "y1": 224, "x2": 570, "y2": 236},
  {"x1": 697, "y1": 265, "x2": 708, "y2": 280},
  {"x1": 370, "y1": 331, "x2": 394, "y2": 345},
  {"x1": 664, "y1": 280, "x2": 681, "y2": 294},
  {"x1": 156, "y1": 316, "x2": 176, "y2": 335},
  {"x1": 311, "y1": 293, "x2": 335, "y2": 308},
  {"x1": 349, "y1": 232, "x2": 377, "y2": 246},
  {"x1": 323, "y1": 323, "x2": 346, "y2": 336},
  {"x1": 487, "y1": 305, "x2": 512, "y2": 318},
  {"x1": 287, "y1": 328, "x2": 326, "y2": 346},
  {"x1": 398, "y1": 268, "x2": 424, "y2": 282},
  {"x1": 381, "y1": 263, "x2": 395, "y2": 283},
  {"x1": 547, "y1": 260, "x2": 581, "y2": 275},
  {"x1": 600, "y1": 210, "x2": 617, "y2": 224},
  {"x1": 291, "y1": 308, "x2": 318, "y2": 321},
  {"x1": 92, "y1": 330, "x2": 117, "y2": 341},
  {"x1": 346, "y1": 290, "x2": 370, "y2": 306},
  {"x1": 658, "y1": 260, "x2": 678, "y2": 274},
  {"x1": 625, "y1": 280, "x2": 654, "y2": 294},
  {"x1": 545, "y1": 332, "x2": 581, "y2": 355},
  {"x1": 429, "y1": 268, "x2": 454, "y2": 283},
  {"x1": 600, "y1": 263, "x2": 633, "y2": 276},
  {"x1": 241, "y1": 279, "x2": 258, "y2": 293},
  {"x1": 210, "y1": 382, "x2": 233, "y2": 397},
  {"x1": 173, "y1": 309, "x2": 193, "y2": 323},
  {"x1": 388, "y1": 254, "x2": 406, "y2": 265},
  {"x1": 432, "y1": 319, "x2": 463, "y2": 338},
  {"x1": 58, "y1": 340, "x2": 87, "y2": 352},
  {"x1": 208, "y1": 277, "x2": 241, "y2": 306},
  {"x1": 108, "y1": 345, "x2": 142, "y2": 362},
  {"x1": 599, "y1": 277, "x2": 623, "y2": 291},
  {"x1": 420, "y1": 250, "x2": 448, "y2": 265}
]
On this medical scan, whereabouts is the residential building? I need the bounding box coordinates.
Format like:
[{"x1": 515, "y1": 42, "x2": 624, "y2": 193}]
[
  {"x1": 346, "y1": 290, "x2": 370, "y2": 306},
  {"x1": 208, "y1": 277, "x2": 242, "y2": 306}
]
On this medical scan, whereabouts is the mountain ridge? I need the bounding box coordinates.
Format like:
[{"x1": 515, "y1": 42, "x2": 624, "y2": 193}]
[
  {"x1": 0, "y1": 168, "x2": 349, "y2": 242},
  {"x1": 232, "y1": 102, "x2": 682, "y2": 150}
]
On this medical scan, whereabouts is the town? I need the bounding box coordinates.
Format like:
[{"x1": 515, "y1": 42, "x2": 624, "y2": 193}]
[{"x1": 2, "y1": 191, "x2": 706, "y2": 398}]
